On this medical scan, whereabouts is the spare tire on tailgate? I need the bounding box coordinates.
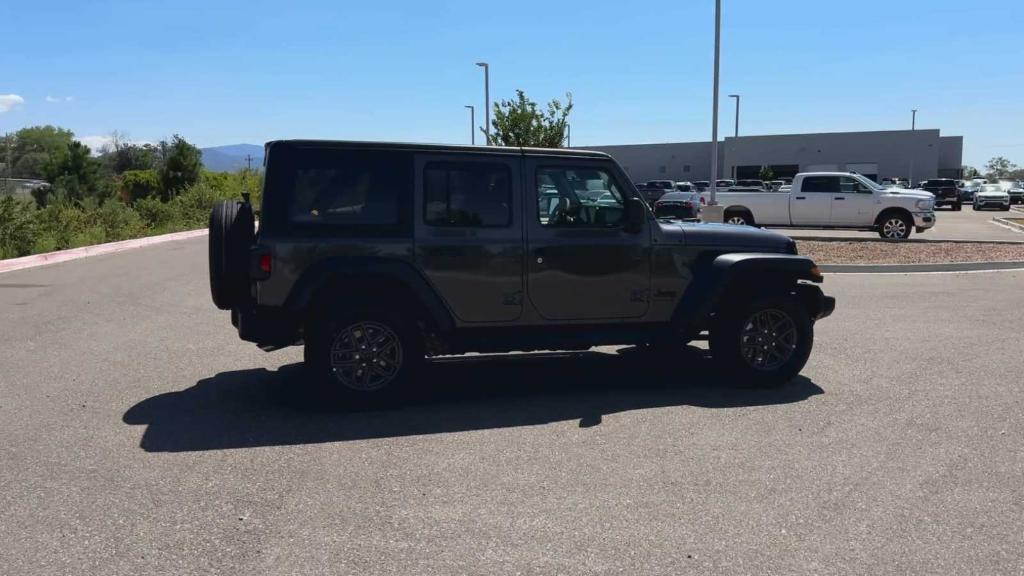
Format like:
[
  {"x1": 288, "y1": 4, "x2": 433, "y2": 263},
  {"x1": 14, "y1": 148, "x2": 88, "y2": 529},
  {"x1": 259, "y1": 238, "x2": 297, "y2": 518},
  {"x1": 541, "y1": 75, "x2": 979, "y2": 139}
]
[{"x1": 209, "y1": 200, "x2": 255, "y2": 310}]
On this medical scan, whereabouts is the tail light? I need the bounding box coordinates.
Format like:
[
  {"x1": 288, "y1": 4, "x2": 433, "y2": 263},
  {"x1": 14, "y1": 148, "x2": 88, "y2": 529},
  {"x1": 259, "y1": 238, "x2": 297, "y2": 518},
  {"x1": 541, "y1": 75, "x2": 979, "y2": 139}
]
[
  {"x1": 654, "y1": 201, "x2": 662, "y2": 208},
  {"x1": 700, "y1": 196, "x2": 706, "y2": 205}
]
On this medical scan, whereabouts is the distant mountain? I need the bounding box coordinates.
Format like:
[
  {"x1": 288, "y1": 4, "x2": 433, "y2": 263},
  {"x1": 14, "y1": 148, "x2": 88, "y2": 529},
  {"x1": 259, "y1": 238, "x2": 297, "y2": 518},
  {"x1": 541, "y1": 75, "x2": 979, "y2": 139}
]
[{"x1": 200, "y1": 144, "x2": 264, "y2": 172}]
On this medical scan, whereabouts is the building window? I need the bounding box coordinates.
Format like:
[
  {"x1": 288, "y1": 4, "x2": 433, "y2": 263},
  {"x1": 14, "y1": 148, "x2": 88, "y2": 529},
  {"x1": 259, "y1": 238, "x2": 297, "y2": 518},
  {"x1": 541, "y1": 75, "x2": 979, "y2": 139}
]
[{"x1": 683, "y1": 165, "x2": 691, "y2": 173}]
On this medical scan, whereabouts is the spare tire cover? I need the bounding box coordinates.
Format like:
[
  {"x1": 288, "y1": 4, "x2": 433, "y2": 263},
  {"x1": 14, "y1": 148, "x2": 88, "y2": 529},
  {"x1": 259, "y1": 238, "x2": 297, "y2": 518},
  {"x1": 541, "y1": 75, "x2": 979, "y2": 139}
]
[{"x1": 209, "y1": 200, "x2": 255, "y2": 310}]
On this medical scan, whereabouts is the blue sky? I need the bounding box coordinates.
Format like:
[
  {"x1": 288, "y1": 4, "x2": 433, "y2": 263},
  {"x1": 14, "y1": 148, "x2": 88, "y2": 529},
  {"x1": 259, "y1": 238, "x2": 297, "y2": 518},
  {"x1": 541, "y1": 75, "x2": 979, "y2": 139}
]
[{"x1": 1, "y1": 0, "x2": 1021, "y2": 167}]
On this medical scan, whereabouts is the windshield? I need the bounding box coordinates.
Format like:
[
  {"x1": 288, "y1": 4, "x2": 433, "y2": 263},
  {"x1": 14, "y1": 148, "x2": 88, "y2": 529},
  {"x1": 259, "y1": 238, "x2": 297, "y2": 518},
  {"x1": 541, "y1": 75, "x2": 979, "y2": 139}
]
[{"x1": 981, "y1": 185, "x2": 1003, "y2": 192}]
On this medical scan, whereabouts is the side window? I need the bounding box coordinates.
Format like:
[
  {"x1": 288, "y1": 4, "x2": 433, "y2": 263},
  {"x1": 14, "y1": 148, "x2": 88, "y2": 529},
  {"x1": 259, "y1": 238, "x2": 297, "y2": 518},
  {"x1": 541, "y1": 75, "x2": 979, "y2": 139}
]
[
  {"x1": 840, "y1": 176, "x2": 873, "y2": 193},
  {"x1": 424, "y1": 162, "x2": 511, "y2": 227},
  {"x1": 802, "y1": 176, "x2": 840, "y2": 193},
  {"x1": 279, "y1": 148, "x2": 412, "y2": 237},
  {"x1": 537, "y1": 166, "x2": 625, "y2": 228}
]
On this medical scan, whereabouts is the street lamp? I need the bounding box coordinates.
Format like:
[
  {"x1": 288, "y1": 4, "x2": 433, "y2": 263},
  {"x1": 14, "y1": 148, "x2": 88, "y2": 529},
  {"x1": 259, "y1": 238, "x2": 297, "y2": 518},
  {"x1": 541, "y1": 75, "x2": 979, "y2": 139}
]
[
  {"x1": 707, "y1": 0, "x2": 723, "y2": 221},
  {"x1": 911, "y1": 109, "x2": 917, "y2": 130},
  {"x1": 464, "y1": 105, "x2": 475, "y2": 145},
  {"x1": 728, "y1": 93, "x2": 740, "y2": 179},
  {"x1": 475, "y1": 62, "x2": 490, "y2": 145},
  {"x1": 728, "y1": 94, "x2": 740, "y2": 138}
]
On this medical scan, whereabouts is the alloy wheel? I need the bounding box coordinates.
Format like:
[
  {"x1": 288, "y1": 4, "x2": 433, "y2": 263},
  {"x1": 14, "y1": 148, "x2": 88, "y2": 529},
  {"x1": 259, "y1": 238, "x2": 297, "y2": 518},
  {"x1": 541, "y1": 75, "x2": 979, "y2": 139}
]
[
  {"x1": 726, "y1": 216, "x2": 747, "y2": 226},
  {"x1": 329, "y1": 321, "x2": 403, "y2": 391},
  {"x1": 739, "y1": 308, "x2": 797, "y2": 371},
  {"x1": 882, "y1": 217, "x2": 907, "y2": 239}
]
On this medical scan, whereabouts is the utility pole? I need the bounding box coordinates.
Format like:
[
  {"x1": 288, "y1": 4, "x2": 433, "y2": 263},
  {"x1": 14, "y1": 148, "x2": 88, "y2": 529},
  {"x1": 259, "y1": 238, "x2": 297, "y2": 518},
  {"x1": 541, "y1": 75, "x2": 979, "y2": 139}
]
[
  {"x1": 912, "y1": 109, "x2": 917, "y2": 130},
  {"x1": 728, "y1": 94, "x2": 739, "y2": 179},
  {"x1": 706, "y1": 0, "x2": 724, "y2": 222},
  {"x1": 464, "y1": 105, "x2": 475, "y2": 145},
  {"x1": 476, "y1": 62, "x2": 490, "y2": 145}
]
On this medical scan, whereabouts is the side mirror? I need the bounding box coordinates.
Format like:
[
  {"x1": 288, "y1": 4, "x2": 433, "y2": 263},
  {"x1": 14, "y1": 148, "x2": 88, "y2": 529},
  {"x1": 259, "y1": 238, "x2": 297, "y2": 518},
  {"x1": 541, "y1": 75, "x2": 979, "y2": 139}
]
[{"x1": 624, "y1": 197, "x2": 645, "y2": 233}]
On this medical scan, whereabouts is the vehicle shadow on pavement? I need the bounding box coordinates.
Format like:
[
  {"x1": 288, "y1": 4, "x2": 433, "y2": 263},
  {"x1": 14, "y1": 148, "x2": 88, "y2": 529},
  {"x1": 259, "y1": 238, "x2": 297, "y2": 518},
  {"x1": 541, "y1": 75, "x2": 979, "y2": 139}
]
[{"x1": 123, "y1": 347, "x2": 823, "y2": 452}]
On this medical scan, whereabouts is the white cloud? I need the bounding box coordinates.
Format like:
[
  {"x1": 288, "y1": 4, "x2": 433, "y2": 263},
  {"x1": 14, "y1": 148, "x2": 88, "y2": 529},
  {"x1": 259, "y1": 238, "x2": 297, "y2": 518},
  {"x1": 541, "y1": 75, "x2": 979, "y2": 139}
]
[
  {"x1": 0, "y1": 94, "x2": 25, "y2": 113},
  {"x1": 78, "y1": 135, "x2": 152, "y2": 156},
  {"x1": 45, "y1": 95, "x2": 74, "y2": 103}
]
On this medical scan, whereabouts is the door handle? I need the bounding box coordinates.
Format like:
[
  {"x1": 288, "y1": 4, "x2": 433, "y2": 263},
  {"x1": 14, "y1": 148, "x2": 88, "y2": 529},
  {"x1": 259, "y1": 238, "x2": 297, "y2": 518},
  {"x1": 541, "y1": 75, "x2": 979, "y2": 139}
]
[
  {"x1": 795, "y1": 196, "x2": 807, "y2": 200},
  {"x1": 834, "y1": 196, "x2": 846, "y2": 200}
]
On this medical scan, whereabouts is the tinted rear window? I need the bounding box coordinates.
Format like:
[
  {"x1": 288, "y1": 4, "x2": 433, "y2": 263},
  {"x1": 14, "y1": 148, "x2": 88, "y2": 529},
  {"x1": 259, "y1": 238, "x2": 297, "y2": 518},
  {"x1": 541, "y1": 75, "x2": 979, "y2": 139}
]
[
  {"x1": 801, "y1": 176, "x2": 840, "y2": 193},
  {"x1": 262, "y1": 145, "x2": 413, "y2": 236},
  {"x1": 424, "y1": 162, "x2": 511, "y2": 227},
  {"x1": 924, "y1": 180, "x2": 955, "y2": 187}
]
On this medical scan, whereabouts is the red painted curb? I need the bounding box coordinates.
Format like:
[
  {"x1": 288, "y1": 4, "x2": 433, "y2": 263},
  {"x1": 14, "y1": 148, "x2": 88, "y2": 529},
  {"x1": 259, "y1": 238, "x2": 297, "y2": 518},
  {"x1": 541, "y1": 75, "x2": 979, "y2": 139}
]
[{"x1": 0, "y1": 228, "x2": 208, "y2": 274}]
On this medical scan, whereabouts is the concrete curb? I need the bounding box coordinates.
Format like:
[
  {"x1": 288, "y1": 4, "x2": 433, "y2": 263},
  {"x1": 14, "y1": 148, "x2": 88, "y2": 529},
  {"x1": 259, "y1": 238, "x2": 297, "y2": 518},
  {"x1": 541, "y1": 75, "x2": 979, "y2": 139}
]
[
  {"x1": 993, "y1": 217, "x2": 1024, "y2": 234},
  {"x1": 0, "y1": 228, "x2": 208, "y2": 275},
  {"x1": 821, "y1": 261, "x2": 1024, "y2": 274},
  {"x1": 790, "y1": 234, "x2": 1024, "y2": 245}
]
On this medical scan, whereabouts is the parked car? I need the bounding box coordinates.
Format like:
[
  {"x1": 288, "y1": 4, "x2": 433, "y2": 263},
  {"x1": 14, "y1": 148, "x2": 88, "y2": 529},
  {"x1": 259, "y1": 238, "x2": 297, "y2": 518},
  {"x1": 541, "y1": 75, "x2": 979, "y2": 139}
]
[
  {"x1": 1009, "y1": 181, "x2": 1024, "y2": 205},
  {"x1": 715, "y1": 179, "x2": 736, "y2": 188},
  {"x1": 735, "y1": 179, "x2": 767, "y2": 190},
  {"x1": 920, "y1": 178, "x2": 962, "y2": 211},
  {"x1": 653, "y1": 190, "x2": 702, "y2": 220},
  {"x1": 880, "y1": 177, "x2": 911, "y2": 189},
  {"x1": 674, "y1": 181, "x2": 693, "y2": 192},
  {"x1": 692, "y1": 181, "x2": 710, "y2": 192},
  {"x1": 699, "y1": 171, "x2": 936, "y2": 239},
  {"x1": 641, "y1": 179, "x2": 676, "y2": 204},
  {"x1": 958, "y1": 181, "x2": 978, "y2": 202},
  {"x1": 973, "y1": 184, "x2": 1011, "y2": 211},
  {"x1": 768, "y1": 180, "x2": 786, "y2": 191},
  {"x1": 207, "y1": 140, "x2": 834, "y2": 401}
]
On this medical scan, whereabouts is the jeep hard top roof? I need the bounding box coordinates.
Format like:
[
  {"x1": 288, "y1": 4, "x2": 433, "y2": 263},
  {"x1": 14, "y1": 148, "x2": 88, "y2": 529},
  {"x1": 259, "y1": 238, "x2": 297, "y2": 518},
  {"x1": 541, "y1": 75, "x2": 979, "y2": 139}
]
[{"x1": 265, "y1": 139, "x2": 611, "y2": 160}]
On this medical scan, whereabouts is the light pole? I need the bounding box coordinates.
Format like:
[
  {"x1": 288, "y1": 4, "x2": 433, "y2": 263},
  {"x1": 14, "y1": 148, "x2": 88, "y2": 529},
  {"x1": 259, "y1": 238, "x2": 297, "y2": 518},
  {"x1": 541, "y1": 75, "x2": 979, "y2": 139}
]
[
  {"x1": 706, "y1": 0, "x2": 723, "y2": 221},
  {"x1": 728, "y1": 93, "x2": 739, "y2": 179},
  {"x1": 476, "y1": 62, "x2": 490, "y2": 145},
  {"x1": 464, "y1": 105, "x2": 475, "y2": 145},
  {"x1": 911, "y1": 109, "x2": 917, "y2": 130}
]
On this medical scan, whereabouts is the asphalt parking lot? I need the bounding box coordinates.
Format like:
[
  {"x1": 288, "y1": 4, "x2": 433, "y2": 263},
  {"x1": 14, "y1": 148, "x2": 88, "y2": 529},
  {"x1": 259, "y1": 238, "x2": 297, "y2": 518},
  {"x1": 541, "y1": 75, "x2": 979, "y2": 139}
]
[
  {"x1": 2, "y1": 237, "x2": 1023, "y2": 575},
  {"x1": 782, "y1": 204, "x2": 1024, "y2": 241}
]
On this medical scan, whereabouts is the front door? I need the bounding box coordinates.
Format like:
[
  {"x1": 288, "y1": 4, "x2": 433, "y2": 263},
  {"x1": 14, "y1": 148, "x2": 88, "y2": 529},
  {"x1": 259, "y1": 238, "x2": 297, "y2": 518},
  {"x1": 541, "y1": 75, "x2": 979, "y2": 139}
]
[
  {"x1": 790, "y1": 175, "x2": 837, "y2": 226},
  {"x1": 414, "y1": 153, "x2": 524, "y2": 323},
  {"x1": 831, "y1": 175, "x2": 878, "y2": 225},
  {"x1": 525, "y1": 159, "x2": 651, "y2": 321}
]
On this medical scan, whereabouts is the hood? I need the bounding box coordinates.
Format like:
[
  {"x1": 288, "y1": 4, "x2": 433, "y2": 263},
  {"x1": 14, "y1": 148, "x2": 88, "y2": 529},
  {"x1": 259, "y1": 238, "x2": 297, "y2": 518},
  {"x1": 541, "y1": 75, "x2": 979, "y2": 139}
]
[
  {"x1": 976, "y1": 189, "x2": 1009, "y2": 197},
  {"x1": 658, "y1": 221, "x2": 795, "y2": 252},
  {"x1": 883, "y1": 189, "x2": 934, "y2": 200}
]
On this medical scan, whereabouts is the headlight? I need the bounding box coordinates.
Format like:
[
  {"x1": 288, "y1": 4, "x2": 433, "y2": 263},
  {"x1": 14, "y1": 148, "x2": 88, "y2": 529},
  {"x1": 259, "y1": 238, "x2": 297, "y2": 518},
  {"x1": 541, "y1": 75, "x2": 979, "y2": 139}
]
[{"x1": 915, "y1": 199, "x2": 933, "y2": 210}]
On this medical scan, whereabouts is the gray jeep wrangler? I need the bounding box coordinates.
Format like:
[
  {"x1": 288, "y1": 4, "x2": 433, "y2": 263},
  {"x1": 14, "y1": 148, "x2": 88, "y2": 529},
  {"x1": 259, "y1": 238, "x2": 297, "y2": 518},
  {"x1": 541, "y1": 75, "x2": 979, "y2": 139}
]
[{"x1": 209, "y1": 141, "x2": 834, "y2": 401}]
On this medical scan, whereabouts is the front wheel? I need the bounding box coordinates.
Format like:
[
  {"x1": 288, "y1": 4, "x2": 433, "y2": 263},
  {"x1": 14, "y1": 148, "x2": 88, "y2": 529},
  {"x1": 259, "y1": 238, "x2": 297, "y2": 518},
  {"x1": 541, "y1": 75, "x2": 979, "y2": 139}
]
[
  {"x1": 878, "y1": 213, "x2": 912, "y2": 239},
  {"x1": 305, "y1": 307, "x2": 423, "y2": 404},
  {"x1": 953, "y1": 202, "x2": 962, "y2": 211},
  {"x1": 710, "y1": 295, "x2": 813, "y2": 387}
]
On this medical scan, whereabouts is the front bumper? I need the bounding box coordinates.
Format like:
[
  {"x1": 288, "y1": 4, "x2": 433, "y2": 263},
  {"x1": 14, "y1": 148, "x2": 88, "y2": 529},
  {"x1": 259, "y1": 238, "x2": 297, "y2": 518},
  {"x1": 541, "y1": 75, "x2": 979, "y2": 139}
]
[
  {"x1": 913, "y1": 211, "x2": 936, "y2": 230},
  {"x1": 232, "y1": 306, "x2": 301, "y2": 349},
  {"x1": 975, "y1": 198, "x2": 1010, "y2": 208}
]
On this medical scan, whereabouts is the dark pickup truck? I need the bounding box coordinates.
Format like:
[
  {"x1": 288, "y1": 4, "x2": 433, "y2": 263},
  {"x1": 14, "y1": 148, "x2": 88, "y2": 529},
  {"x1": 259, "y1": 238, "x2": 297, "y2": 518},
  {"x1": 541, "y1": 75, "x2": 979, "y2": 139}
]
[
  {"x1": 920, "y1": 179, "x2": 962, "y2": 210},
  {"x1": 208, "y1": 141, "x2": 835, "y2": 403}
]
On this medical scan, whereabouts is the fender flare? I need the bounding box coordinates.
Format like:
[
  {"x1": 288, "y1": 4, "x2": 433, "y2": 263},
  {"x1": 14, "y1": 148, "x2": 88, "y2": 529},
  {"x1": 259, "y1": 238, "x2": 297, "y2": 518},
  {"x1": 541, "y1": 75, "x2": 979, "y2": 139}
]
[
  {"x1": 672, "y1": 253, "x2": 822, "y2": 335},
  {"x1": 283, "y1": 257, "x2": 455, "y2": 332}
]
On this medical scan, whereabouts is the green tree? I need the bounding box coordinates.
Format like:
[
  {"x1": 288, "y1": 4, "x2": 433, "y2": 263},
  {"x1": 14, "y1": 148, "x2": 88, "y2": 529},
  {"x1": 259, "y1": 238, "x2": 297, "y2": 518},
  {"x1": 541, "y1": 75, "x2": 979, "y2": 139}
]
[
  {"x1": 119, "y1": 169, "x2": 161, "y2": 203},
  {"x1": 38, "y1": 140, "x2": 104, "y2": 206},
  {"x1": 158, "y1": 135, "x2": 202, "y2": 199},
  {"x1": 486, "y1": 90, "x2": 572, "y2": 147},
  {"x1": 101, "y1": 132, "x2": 158, "y2": 175},
  {"x1": 8, "y1": 125, "x2": 74, "y2": 179},
  {"x1": 962, "y1": 165, "x2": 980, "y2": 179},
  {"x1": 984, "y1": 156, "x2": 1018, "y2": 179},
  {"x1": 758, "y1": 166, "x2": 775, "y2": 181}
]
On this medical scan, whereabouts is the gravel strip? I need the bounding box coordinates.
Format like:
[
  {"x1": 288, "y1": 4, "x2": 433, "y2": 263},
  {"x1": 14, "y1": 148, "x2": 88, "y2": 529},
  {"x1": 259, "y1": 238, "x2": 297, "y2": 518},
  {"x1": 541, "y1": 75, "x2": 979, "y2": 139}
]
[{"x1": 797, "y1": 240, "x2": 1024, "y2": 265}]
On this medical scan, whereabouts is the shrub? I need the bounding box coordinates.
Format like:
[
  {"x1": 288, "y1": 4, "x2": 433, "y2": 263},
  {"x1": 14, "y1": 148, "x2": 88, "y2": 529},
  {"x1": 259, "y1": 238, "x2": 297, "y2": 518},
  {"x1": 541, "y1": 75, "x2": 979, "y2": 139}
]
[
  {"x1": 120, "y1": 170, "x2": 161, "y2": 203},
  {"x1": 0, "y1": 196, "x2": 37, "y2": 258}
]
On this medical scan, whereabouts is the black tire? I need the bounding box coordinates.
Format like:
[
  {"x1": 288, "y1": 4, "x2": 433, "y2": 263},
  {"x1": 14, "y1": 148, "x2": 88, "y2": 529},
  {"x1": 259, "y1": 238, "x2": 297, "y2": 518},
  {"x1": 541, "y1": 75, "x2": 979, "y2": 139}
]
[
  {"x1": 953, "y1": 202, "x2": 962, "y2": 211},
  {"x1": 304, "y1": 306, "x2": 423, "y2": 405},
  {"x1": 876, "y1": 211, "x2": 913, "y2": 239},
  {"x1": 972, "y1": 203, "x2": 979, "y2": 211},
  {"x1": 724, "y1": 209, "x2": 754, "y2": 227},
  {"x1": 1001, "y1": 205, "x2": 1011, "y2": 211},
  {"x1": 208, "y1": 200, "x2": 255, "y2": 310},
  {"x1": 710, "y1": 294, "x2": 813, "y2": 387}
]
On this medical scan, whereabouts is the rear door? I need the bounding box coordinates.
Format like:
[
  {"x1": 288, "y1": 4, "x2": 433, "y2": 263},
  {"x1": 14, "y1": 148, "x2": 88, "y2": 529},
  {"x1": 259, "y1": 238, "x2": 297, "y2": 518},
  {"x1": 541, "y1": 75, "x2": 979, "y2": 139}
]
[
  {"x1": 414, "y1": 153, "x2": 524, "y2": 323},
  {"x1": 790, "y1": 175, "x2": 837, "y2": 225},
  {"x1": 525, "y1": 158, "x2": 651, "y2": 321}
]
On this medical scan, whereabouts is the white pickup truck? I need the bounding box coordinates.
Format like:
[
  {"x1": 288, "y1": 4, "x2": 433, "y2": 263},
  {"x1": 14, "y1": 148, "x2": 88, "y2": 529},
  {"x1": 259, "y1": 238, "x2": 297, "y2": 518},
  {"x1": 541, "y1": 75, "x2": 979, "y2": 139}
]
[{"x1": 703, "y1": 172, "x2": 936, "y2": 239}]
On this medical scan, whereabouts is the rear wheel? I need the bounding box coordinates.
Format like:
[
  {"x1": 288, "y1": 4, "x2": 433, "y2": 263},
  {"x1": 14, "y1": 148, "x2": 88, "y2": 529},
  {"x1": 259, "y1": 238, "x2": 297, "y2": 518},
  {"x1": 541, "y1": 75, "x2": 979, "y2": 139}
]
[
  {"x1": 724, "y1": 209, "x2": 754, "y2": 226},
  {"x1": 305, "y1": 306, "x2": 423, "y2": 405},
  {"x1": 877, "y1": 212, "x2": 912, "y2": 239},
  {"x1": 710, "y1": 295, "x2": 813, "y2": 387},
  {"x1": 953, "y1": 202, "x2": 962, "y2": 211}
]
